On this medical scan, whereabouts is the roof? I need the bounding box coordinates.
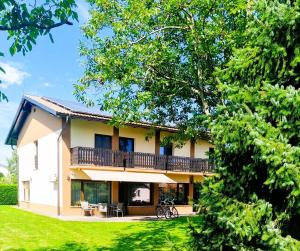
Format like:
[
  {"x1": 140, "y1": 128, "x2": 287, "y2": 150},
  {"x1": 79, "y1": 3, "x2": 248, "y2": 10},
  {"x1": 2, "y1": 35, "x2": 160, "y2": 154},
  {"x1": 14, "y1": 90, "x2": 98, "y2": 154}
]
[{"x1": 5, "y1": 95, "x2": 179, "y2": 146}]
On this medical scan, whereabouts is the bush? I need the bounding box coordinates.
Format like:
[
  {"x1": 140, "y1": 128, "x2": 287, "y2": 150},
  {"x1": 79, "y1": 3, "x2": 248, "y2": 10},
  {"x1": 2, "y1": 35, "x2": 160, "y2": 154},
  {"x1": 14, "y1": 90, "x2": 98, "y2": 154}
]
[{"x1": 0, "y1": 184, "x2": 17, "y2": 205}]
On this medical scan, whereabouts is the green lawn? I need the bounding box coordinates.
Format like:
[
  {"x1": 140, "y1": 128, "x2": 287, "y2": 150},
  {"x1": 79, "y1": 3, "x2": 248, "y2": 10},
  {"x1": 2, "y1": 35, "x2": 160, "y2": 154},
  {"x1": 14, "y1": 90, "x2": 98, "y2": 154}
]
[{"x1": 0, "y1": 206, "x2": 198, "y2": 251}]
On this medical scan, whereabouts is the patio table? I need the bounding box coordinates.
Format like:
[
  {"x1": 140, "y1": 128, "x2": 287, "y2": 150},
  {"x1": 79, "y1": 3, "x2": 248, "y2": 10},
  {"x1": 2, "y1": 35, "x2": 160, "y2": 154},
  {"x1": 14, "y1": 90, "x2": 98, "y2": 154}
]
[{"x1": 89, "y1": 203, "x2": 99, "y2": 209}]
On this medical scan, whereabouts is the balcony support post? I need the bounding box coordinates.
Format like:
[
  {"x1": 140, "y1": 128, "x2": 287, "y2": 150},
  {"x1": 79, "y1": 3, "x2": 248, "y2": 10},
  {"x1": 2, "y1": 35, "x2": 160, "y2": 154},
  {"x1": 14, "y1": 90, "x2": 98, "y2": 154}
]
[
  {"x1": 155, "y1": 129, "x2": 160, "y2": 155},
  {"x1": 112, "y1": 126, "x2": 119, "y2": 151},
  {"x1": 190, "y1": 139, "x2": 195, "y2": 158}
]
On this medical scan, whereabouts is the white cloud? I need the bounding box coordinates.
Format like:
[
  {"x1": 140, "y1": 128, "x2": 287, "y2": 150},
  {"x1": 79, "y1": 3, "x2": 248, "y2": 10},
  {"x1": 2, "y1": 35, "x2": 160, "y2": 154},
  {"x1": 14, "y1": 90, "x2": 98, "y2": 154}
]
[
  {"x1": 0, "y1": 62, "x2": 30, "y2": 89},
  {"x1": 42, "y1": 82, "x2": 54, "y2": 88},
  {"x1": 77, "y1": 1, "x2": 90, "y2": 22}
]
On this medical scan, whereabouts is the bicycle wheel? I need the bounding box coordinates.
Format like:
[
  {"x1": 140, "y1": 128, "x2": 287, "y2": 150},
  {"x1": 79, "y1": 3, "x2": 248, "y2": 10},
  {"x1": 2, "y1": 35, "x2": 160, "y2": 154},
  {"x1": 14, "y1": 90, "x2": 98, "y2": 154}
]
[
  {"x1": 171, "y1": 207, "x2": 179, "y2": 218},
  {"x1": 156, "y1": 206, "x2": 165, "y2": 219},
  {"x1": 164, "y1": 208, "x2": 172, "y2": 219}
]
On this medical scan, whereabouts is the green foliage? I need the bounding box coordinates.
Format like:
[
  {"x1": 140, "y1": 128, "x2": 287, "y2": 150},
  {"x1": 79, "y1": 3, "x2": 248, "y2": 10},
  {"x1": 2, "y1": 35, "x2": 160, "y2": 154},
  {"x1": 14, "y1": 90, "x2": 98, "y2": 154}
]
[
  {"x1": 0, "y1": 0, "x2": 78, "y2": 56},
  {"x1": 76, "y1": 0, "x2": 248, "y2": 139},
  {"x1": 0, "y1": 0, "x2": 78, "y2": 101},
  {"x1": 192, "y1": 0, "x2": 300, "y2": 249},
  {"x1": 0, "y1": 184, "x2": 17, "y2": 205},
  {"x1": 5, "y1": 149, "x2": 18, "y2": 184},
  {"x1": 77, "y1": 0, "x2": 300, "y2": 248}
]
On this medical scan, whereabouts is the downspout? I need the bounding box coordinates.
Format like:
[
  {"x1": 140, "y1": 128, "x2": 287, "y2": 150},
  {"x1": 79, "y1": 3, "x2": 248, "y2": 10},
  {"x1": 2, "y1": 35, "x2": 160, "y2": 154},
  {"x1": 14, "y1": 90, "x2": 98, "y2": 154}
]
[{"x1": 57, "y1": 116, "x2": 70, "y2": 216}]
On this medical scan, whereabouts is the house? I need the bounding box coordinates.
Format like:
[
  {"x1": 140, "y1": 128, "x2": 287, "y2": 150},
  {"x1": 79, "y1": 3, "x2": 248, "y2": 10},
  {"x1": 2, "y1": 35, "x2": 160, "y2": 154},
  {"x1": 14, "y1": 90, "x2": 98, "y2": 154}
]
[{"x1": 5, "y1": 95, "x2": 214, "y2": 216}]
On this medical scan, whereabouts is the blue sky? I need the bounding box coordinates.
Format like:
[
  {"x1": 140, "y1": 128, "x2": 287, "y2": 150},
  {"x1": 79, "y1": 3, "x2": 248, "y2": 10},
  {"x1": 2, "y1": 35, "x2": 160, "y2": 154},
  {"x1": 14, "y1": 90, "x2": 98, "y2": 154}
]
[{"x1": 0, "y1": 1, "x2": 91, "y2": 164}]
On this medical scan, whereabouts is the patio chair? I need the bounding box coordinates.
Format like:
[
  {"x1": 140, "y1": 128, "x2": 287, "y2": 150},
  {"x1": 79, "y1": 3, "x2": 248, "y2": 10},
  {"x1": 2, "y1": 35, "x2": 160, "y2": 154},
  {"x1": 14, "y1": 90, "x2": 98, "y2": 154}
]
[
  {"x1": 98, "y1": 203, "x2": 109, "y2": 217},
  {"x1": 112, "y1": 203, "x2": 124, "y2": 217},
  {"x1": 80, "y1": 201, "x2": 93, "y2": 216}
]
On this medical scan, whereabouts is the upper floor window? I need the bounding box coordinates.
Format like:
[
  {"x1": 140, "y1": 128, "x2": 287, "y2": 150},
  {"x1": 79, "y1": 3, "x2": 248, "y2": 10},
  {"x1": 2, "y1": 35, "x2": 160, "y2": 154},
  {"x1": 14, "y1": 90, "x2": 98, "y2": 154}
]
[
  {"x1": 160, "y1": 144, "x2": 173, "y2": 156},
  {"x1": 95, "y1": 134, "x2": 112, "y2": 149},
  {"x1": 119, "y1": 137, "x2": 134, "y2": 152},
  {"x1": 34, "y1": 140, "x2": 38, "y2": 170}
]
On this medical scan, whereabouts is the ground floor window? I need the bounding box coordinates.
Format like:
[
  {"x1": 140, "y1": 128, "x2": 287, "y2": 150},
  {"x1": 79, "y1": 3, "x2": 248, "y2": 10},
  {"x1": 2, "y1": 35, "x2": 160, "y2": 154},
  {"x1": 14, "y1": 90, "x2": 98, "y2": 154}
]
[
  {"x1": 23, "y1": 181, "x2": 30, "y2": 202},
  {"x1": 71, "y1": 180, "x2": 111, "y2": 206},
  {"x1": 159, "y1": 183, "x2": 189, "y2": 205},
  {"x1": 119, "y1": 182, "x2": 154, "y2": 206}
]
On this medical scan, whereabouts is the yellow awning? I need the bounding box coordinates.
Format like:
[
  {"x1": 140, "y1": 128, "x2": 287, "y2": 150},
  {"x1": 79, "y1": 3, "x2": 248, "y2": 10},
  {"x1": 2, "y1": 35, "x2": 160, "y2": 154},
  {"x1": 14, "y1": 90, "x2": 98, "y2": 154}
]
[{"x1": 82, "y1": 170, "x2": 177, "y2": 183}]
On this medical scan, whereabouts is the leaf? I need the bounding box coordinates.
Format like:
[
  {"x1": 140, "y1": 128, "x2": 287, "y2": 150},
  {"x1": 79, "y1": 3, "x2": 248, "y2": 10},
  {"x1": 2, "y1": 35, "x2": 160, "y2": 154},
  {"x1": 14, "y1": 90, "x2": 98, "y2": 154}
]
[
  {"x1": 9, "y1": 45, "x2": 16, "y2": 56},
  {"x1": 0, "y1": 66, "x2": 5, "y2": 74}
]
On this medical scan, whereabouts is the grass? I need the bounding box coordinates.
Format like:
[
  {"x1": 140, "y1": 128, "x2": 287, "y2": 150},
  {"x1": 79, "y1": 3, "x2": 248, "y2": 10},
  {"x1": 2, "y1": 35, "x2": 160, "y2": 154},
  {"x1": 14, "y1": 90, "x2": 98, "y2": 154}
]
[{"x1": 0, "y1": 206, "x2": 200, "y2": 251}]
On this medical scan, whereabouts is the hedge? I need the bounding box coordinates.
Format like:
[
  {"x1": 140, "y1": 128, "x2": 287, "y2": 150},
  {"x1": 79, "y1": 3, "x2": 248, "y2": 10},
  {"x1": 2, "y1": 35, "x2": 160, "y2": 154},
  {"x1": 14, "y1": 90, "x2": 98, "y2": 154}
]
[{"x1": 0, "y1": 184, "x2": 18, "y2": 205}]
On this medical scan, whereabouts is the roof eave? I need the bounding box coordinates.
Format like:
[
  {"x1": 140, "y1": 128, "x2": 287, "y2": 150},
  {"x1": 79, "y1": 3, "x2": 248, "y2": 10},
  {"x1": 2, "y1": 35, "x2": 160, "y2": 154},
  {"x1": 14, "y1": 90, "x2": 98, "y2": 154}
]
[{"x1": 5, "y1": 95, "x2": 59, "y2": 146}]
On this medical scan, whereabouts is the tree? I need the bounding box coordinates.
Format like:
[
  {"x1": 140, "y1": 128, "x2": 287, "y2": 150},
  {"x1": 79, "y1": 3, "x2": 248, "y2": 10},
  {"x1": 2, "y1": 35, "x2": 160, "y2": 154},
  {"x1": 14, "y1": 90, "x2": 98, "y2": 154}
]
[
  {"x1": 0, "y1": 0, "x2": 78, "y2": 101},
  {"x1": 6, "y1": 149, "x2": 18, "y2": 184},
  {"x1": 77, "y1": 0, "x2": 300, "y2": 249},
  {"x1": 190, "y1": 0, "x2": 300, "y2": 249},
  {"x1": 75, "y1": 0, "x2": 249, "y2": 142}
]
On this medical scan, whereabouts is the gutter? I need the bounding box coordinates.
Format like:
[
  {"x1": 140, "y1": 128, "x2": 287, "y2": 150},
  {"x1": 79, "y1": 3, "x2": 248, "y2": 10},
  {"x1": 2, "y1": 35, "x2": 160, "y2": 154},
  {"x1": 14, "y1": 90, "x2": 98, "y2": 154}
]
[{"x1": 57, "y1": 116, "x2": 70, "y2": 216}]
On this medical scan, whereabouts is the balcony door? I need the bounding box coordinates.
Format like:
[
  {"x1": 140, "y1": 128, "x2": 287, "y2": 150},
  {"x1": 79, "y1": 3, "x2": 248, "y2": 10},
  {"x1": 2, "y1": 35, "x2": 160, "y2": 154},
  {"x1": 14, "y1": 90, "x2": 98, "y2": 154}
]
[
  {"x1": 119, "y1": 137, "x2": 134, "y2": 152},
  {"x1": 95, "y1": 134, "x2": 112, "y2": 149},
  {"x1": 95, "y1": 134, "x2": 112, "y2": 166},
  {"x1": 160, "y1": 144, "x2": 172, "y2": 156},
  {"x1": 119, "y1": 137, "x2": 134, "y2": 167},
  {"x1": 160, "y1": 144, "x2": 173, "y2": 170}
]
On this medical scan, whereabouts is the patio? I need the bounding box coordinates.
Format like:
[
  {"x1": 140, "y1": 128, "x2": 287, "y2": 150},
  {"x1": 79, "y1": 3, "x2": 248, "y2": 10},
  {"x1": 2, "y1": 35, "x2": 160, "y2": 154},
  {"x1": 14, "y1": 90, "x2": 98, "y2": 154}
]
[{"x1": 16, "y1": 206, "x2": 196, "y2": 222}]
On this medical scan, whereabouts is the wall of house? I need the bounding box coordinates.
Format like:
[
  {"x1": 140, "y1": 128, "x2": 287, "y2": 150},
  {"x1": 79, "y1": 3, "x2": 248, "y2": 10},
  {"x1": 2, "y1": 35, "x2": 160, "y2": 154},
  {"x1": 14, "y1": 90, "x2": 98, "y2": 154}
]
[
  {"x1": 70, "y1": 119, "x2": 113, "y2": 148},
  {"x1": 194, "y1": 139, "x2": 214, "y2": 158},
  {"x1": 18, "y1": 106, "x2": 61, "y2": 147},
  {"x1": 71, "y1": 120, "x2": 156, "y2": 154},
  {"x1": 70, "y1": 119, "x2": 213, "y2": 159},
  {"x1": 119, "y1": 127, "x2": 155, "y2": 154},
  {"x1": 17, "y1": 106, "x2": 61, "y2": 212},
  {"x1": 160, "y1": 131, "x2": 191, "y2": 157}
]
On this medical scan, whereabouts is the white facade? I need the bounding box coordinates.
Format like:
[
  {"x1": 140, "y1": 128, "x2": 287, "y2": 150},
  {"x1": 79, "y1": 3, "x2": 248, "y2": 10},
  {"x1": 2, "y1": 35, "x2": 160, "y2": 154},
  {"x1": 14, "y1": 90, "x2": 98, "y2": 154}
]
[{"x1": 18, "y1": 130, "x2": 60, "y2": 206}]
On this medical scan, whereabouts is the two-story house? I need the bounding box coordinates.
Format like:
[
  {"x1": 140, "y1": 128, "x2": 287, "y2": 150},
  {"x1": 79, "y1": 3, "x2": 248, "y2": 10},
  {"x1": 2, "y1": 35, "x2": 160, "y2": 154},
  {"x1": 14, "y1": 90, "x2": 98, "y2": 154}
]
[{"x1": 6, "y1": 95, "x2": 214, "y2": 216}]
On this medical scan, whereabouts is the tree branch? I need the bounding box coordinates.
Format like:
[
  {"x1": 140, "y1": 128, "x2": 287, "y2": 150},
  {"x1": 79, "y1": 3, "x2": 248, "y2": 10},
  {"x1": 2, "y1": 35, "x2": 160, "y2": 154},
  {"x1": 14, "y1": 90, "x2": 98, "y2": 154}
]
[
  {"x1": 149, "y1": 65, "x2": 206, "y2": 100},
  {"x1": 0, "y1": 20, "x2": 73, "y2": 31},
  {"x1": 130, "y1": 26, "x2": 189, "y2": 45}
]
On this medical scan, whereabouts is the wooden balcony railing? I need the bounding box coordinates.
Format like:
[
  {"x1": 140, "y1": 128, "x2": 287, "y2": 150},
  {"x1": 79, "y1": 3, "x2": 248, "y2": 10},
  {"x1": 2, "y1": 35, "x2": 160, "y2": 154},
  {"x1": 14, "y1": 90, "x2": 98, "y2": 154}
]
[{"x1": 71, "y1": 147, "x2": 215, "y2": 173}]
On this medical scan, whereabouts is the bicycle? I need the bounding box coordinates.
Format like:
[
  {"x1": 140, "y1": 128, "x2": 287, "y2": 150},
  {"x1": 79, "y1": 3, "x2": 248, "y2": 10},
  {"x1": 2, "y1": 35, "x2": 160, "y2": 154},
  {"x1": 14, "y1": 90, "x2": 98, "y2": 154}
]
[{"x1": 156, "y1": 199, "x2": 179, "y2": 219}]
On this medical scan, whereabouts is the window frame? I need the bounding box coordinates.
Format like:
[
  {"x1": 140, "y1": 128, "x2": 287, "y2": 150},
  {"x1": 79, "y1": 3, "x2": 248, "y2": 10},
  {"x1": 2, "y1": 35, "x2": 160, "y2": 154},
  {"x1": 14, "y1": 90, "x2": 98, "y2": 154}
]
[
  {"x1": 34, "y1": 140, "x2": 38, "y2": 170},
  {"x1": 119, "y1": 137, "x2": 135, "y2": 152},
  {"x1": 160, "y1": 144, "x2": 173, "y2": 156},
  {"x1": 95, "y1": 134, "x2": 112, "y2": 149},
  {"x1": 71, "y1": 180, "x2": 111, "y2": 206},
  {"x1": 158, "y1": 183, "x2": 189, "y2": 205},
  {"x1": 23, "y1": 181, "x2": 30, "y2": 202},
  {"x1": 119, "y1": 182, "x2": 154, "y2": 206}
]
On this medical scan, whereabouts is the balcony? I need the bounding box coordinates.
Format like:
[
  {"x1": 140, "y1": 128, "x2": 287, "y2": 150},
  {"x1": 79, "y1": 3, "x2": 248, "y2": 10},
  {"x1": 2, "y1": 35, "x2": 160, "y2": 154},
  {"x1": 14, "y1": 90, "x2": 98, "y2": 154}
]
[{"x1": 70, "y1": 147, "x2": 215, "y2": 173}]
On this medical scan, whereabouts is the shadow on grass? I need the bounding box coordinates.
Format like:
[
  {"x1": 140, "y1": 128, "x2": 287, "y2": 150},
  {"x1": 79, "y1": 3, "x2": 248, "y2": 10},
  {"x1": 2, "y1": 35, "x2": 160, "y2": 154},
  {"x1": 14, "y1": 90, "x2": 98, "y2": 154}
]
[{"x1": 7, "y1": 217, "x2": 193, "y2": 251}]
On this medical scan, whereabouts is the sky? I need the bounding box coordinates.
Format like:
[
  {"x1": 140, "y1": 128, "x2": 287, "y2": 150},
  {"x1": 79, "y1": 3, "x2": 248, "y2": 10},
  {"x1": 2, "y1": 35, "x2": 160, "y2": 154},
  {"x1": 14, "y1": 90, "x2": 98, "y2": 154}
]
[{"x1": 0, "y1": 0, "x2": 92, "y2": 164}]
